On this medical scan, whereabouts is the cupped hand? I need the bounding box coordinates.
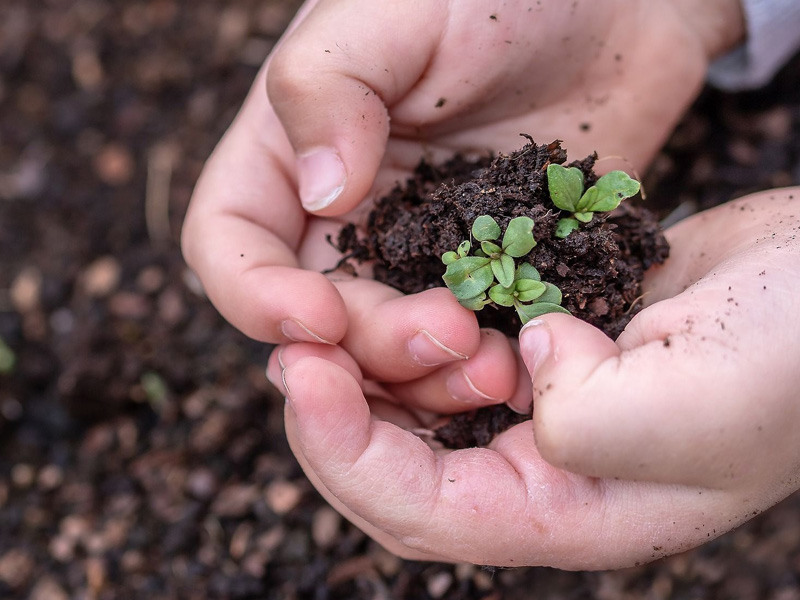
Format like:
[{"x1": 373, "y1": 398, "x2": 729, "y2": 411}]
[
  {"x1": 267, "y1": 188, "x2": 800, "y2": 569},
  {"x1": 182, "y1": 0, "x2": 742, "y2": 405}
]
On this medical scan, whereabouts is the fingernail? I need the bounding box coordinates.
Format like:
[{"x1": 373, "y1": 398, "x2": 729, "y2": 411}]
[
  {"x1": 408, "y1": 330, "x2": 467, "y2": 367},
  {"x1": 281, "y1": 367, "x2": 295, "y2": 405},
  {"x1": 446, "y1": 369, "x2": 500, "y2": 405},
  {"x1": 297, "y1": 147, "x2": 346, "y2": 211},
  {"x1": 281, "y1": 319, "x2": 333, "y2": 344},
  {"x1": 506, "y1": 398, "x2": 533, "y2": 415},
  {"x1": 519, "y1": 320, "x2": 552, "y2": 374},
  {"x1": 264, "y1": 347, "x2": 286, "y2": 389}
]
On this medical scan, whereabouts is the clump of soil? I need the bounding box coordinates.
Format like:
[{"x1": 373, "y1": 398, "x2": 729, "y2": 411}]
[
  {"x1": 337, "y1": 138, "x2": 669, "y2": 339},
  {"x1": 336, "y1": 138, "x2": 670, "y2": 448}
]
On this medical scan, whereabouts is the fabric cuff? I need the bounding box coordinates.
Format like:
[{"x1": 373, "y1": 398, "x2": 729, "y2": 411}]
[{"x1": 708, "y1": 0, "x2": 800, "y2": 90}]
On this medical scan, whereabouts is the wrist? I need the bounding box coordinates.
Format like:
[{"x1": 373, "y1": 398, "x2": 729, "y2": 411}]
[{"x1": 670, "y1": 0, "x2": 746, "y2": 60}]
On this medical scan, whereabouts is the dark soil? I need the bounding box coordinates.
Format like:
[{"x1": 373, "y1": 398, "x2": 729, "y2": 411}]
[
  {"x1": 2, "y1": 1, "x2": 800, "y2": 598},
  {"x1": 337, "y1": 139, "x2": 669, "y2": 340},
  {"x1": 336, "y1": 139, "x2": 669, "y2": 449}
]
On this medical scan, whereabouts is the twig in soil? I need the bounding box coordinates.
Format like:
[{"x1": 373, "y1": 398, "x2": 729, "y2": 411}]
[{"x1": 145, "y1": 142, "x2": 176, "y2": 245}]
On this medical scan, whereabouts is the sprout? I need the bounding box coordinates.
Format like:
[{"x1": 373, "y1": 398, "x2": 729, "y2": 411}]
[
  {"x1": 546, "y1": 164, "x2": 640, "y2": 238},
  {"x1": 442, "y1": 216, "x2": 569, "y2": 324}
]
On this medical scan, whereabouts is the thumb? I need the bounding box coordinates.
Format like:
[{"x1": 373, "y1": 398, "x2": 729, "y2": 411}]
[
  {"x1": 517, "y1": 308, "x2": 763, "y2": 489},
  {"x1": 266, "y1": 0, "x2": 448, "y2": 215}
]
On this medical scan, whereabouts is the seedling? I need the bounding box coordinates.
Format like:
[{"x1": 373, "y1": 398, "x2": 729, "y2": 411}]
[
  {"x1": 0, "y1": 336, "x2": 15, "y2": 375},
  {"x1": 441, "y1": 216, "x2": 569, "y2": 324},
  {"x1": 546, "y1": 164, "x2": 640, "y2": 238}
]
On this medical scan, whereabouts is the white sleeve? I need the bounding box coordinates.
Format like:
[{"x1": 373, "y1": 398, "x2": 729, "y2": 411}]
[{"x1": 707, "y1": 0, "x2": 800, "y2": 90}]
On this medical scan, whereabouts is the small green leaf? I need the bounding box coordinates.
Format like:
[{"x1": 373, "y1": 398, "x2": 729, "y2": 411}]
[
  {"x1": 459, "y1": 293, "x2": 489, "y2": 311},
  {"x1": 457, "y1": 240, "x2": 471, "y2": 258},
  {"x1": 555, "y1": 218, "x2": 580, "y2": 238},
  {"x1": 491, "y1": 254, "x2": 516, "y2": 288},
  {"x1": 546, "y1": 164, "x2": 584, "y2": 212},
  {"x1": 536, "y1": 282, "x2": 563, "y2": 305},
  {"x1": 515, "y1": 279, "x2": 546, "y2": 302},
  {"x1": 489, "y1": 284, "x2": 515, "y2": 307},
  {"x1": 472, "y1": 215, "x2": 501, "y2": 241},
  {"x1": 516, "y1": 301, "x2": 571, "y2": 324},
  {"x1": 442, "y1": 257, "x2": 493, "y2": 298},
  {"x1": 515, "y1": 263, "x2": 541, "y2": 281},
  {"x1": 480, "y1": 241, "x2": 502, "y2": 256},
  {"x1": 442, "y1": 251, "x2": 459, "y2": 265},
  {"x1": 141, "y1": 371, "x2": 170, "y2": 413},
  {"x1": 574, "y1": 211, "x2": 593, "y2": 223},
  {"x1": 595, "y1": 170, "x2": 640, "y2": 203},
  {"x1": 502, "y1": 216, "x2": 536, "y2": 257},
  {"x1": 577, "y1": 170, "x2": 640, "y2": 213},
  {"x1": 575, "y1": 185, "x2": 599, "y2": 213}
]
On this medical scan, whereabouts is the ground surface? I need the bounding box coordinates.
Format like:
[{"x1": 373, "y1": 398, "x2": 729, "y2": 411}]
[{"x1": 1, "y1": 1, "x2": 800, "y2": 599}]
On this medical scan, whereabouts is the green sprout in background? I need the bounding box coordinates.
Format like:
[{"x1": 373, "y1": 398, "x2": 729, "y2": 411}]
[
  {"x1": 546, "y1": 164, "x2": 641, "y2": 238},
  {"x1": 441, "y1": 215, "x2": 569, "y2": 324},
  {"x1": 0, "y1": 336, "x2": 16, "y2": 375}
]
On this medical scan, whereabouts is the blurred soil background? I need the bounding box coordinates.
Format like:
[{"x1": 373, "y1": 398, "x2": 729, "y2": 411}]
[{"x1": 1, "y1": 1, "x2": 800, "y2": 599}]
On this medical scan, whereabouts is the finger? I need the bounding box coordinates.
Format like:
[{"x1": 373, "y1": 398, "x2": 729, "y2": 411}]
[
  {"x1": 283, "y1": 356, "x2": 769, "y2": 568},
  {"x1": 266, "y1": 0, "x2": 448, "y2": 215},
  {"x1": 182, "y1": 66, "x2": 348, "y2": 344},
  {"x1": 520, "y1": 191, "x2": 800, "y2": 488},
  {"x1": 266, "y1": 343, "x2": 363, "y2": 396},
  {"x1": 336, "y1": 282, "x2": 481, "y2": 381},
  {"x1": 385, "y1": 329, "x2": 517, "y2": 414}
]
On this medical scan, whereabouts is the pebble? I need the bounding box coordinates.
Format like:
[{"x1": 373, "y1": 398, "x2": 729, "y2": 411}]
[
  {"x1": 81, "y1": 256, "x2": 121, "y2": 297},
  {"x1": 241, "y1": 550, "x2": 268, "y2": 578},
  {"x1": 10, "y1": 266, "x2": 42, "y2": 313},
  {"x1": 757, "y1": 107, "x2": 793, "y2": 139},
  {"x1": 185, "y1": 467, "x2": 219, "y2": 500},
  {"x1": 11, "y1": 463, "x2": 36, "y2": 488},
  {"x1": 264, "y1": 480, "x2": 302, "y2": 515},
  {"x1": 38, "y1": 464, "x2": 64, "y2": 490},
  {"x1": 311, "y1": 507, "x2": 341, "y2": 549},
  {"x1": 109, "y1": 291, "x2": 150, "y2": 319},
  {"x1": 255, "y1": 526, "x2": 285, "y2": 554},
  {"x1": 211, "y1": 484, "x2": 258, "y2": 518},
  {"x1": 426, "y1": 571, "x2": 453, "y2": 599},
  {"x1": 86, "y1": 556, "x2": 106, "y2": 592},
  {"x1": 120, "y1": 549, "x2": 145, "y2": 573},
  {"x1": 49, "y1": 535, "x2": 75, "y2": 562},
  {"x1": 60, "y1": 514, "x2": 90, "y2": 541},
  {"x1": 371, "y1": 547, "x2": 402, "y2": 577},
  {"x1": 0, "y1": 549, "x2": 34, "y2": 588},
  {"x1": 158, "y1": 287, "x2": 186, "y2": 325},
  {"x1": 189, "y1": 409, "x2": 230, "y2": 453},
  {"x1": 229, "y1": 523, "x2": 253, "y2": 560},
  {"x1": 93, "y1": 143, "x2": 134, "y2": 186},
  {"x1": 72, "y1": 48, "x2": 104, "y2": 91},
  {"x1": 136, "y1": 265, "x2": 165, "y2": 293},
  {"x1": 29, "y1": 576, "x2": 69, "y2": 600}
]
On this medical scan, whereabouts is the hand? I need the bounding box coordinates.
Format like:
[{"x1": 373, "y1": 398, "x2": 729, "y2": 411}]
[
  {"x1": 182, "y1": 0, "x2": 743, "y2": 405},
  {"x1": 267, "y1": 188, "x2": 800, "y2": 568}
]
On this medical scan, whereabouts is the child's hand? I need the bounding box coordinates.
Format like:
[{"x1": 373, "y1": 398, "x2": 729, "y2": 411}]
[
  {"x1": 182, "y1": 0, "x2": 742, "y2": 375},
  {"x1": 268, "y1": 188, "x2": 800, "y2": 568}
]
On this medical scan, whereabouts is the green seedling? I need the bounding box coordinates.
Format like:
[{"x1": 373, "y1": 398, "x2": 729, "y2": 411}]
[
  {"x1": 546, "y1": 163, "x2": 640, "y2": 238},
  {"x1": 442, "y1": 216, "x2": 569, "y2": 324},
  {"x1": 0, "y1": 336, "x2": 15, "y2": 375}
]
